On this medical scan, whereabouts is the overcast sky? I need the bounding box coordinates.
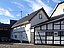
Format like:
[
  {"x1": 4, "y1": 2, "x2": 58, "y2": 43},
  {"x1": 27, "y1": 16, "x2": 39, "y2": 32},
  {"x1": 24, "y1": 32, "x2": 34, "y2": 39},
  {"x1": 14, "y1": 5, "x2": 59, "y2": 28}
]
[{"x1": 0, "y1": 0, "x2": 64, "y2": 24}]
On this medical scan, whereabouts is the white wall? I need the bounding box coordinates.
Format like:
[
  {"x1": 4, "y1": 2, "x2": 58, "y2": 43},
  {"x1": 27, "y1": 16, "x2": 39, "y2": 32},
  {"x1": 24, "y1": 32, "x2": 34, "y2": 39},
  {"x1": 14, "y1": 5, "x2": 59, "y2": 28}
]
[
  {"x1": 51, "y1": 3, "x2": 64, "y2": 17},
  {"x1": 24, "y1": 24, "x2": 31, "y2": 42},
  {"x1": 12, "y1": 27, "x2": 25, "y2": 32},
  {"x1": 11, "y1": 32, "x2": 23, "y2": 41},
  {"x1": 31, "y1": 10, "x2": 48, "y2": 26},
  {"x1": 11, "y1": 23, "x2": 31, "y2": 43}
]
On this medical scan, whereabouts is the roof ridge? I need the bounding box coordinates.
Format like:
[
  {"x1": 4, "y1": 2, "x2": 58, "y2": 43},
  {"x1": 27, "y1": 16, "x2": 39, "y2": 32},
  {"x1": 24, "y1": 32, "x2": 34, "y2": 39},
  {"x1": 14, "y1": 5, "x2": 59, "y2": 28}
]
[
  {"x1": 50, "y1": 1, "x2": 64, "y2": 17},
  {"x1": 12, "y1": 7, "x2": 49, "y2": 28}
]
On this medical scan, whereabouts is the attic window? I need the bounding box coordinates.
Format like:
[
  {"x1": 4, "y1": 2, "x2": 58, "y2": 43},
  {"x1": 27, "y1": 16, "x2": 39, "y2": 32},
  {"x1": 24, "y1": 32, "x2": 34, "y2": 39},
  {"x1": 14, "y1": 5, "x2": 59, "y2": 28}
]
[{"x1": 39, "y1": 14, "x2": 42, "y2": 19}]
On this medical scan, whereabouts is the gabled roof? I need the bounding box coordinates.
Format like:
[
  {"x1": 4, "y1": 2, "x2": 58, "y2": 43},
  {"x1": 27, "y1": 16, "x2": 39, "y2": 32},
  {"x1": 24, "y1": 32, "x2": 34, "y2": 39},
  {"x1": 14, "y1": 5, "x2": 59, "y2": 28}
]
[
  {"x1": 0, "y1": 23, "x2": 10, "y2": 28},
  {"x1": 50, "y1": 1, "x2": 64, "y2": 17},
  {"x1": 12, "y1": 7, "x2": 50, "y2": 28},
  {"x1": 32, "y1": 14, "x2": 64, "y2": 27},
  {"x1": 51, "y1": 14, "x2": 64, "y2": 20}
]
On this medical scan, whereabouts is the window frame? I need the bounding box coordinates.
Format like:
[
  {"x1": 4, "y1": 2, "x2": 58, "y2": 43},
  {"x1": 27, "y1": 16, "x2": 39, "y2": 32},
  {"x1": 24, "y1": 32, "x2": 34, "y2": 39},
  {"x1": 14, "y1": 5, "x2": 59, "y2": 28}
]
[{"x1": 39, "y1": 14, "x2": 42, "y2": 19}]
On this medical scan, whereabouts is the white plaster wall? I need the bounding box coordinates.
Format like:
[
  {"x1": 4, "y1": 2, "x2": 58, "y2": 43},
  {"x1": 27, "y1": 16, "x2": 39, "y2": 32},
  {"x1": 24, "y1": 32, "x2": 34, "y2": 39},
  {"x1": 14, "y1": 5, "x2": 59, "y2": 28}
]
[
  {"x1": 11, "y1": 23, "x2": 31, "y2": 43},
  {"x1": 51, "y1": 3, "x2": 64, "y2": 17},
  {"x1": 61, "y1": 41, "x2": 64, "y2": 44},
  {"x1": 11, "y1": 26, "x2": 25, "y2": 41},
  {"x1": 31, "y1": 29, "x2": 34, "y2": 32},
  {"x1": 35, "y1": 41, "x2": 41, "y2": 44},
  {"x1": 39, "y1": 32, "x2": 45, "y2": 35},
  {"x1": 35, "y1": 32, "x2": 39, "y2": 35},
  {"x1": 42, "y1": 41, "x2": 45, "y2": 44},
  {"x1": 35, "y1": 36, "x2": 40, "y2": 39},
  {"x1": 61, "y1": 25, "x2": 64, "y2": 29},
  {"x1": 11, "y1": 32, "x2": 23, "y2": 41},
  {"x1": 31, "y1": 10, "x2": 48, "y2": 26},
  {"x1": 47, "y1": 36, "x2": 53, "y2": 40},
  {"x1": 54, "y1": 41, "x2": 60, "y2": 44},
  {"x1": 12, "y1": 27, "x2": 25, "y2": 32},
  {"x1": 24, "y1": 24, "x2": 31, "y2": 42},
  {"x1": 41, "y1": 37, "x2": 45, "y2": 40},
  {"x1": 54, "y1": 36, "x2": 60, "y2": 40},
  {"x1": 47, "y1": 41, "x2": 52, "y2": 44},
  {"x1": 22, "y1": 32, "x2": 28, "y2": 41},
  {"x1": 61, "y1": 36, "x2": 64, "y2": 40}
]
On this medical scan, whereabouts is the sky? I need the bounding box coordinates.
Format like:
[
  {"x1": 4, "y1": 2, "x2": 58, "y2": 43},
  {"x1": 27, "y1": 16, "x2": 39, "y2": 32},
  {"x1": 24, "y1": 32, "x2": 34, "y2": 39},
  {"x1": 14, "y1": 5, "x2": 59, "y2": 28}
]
[{"x1": 0, "y1": 0, "x2": 64, "y2": 24}]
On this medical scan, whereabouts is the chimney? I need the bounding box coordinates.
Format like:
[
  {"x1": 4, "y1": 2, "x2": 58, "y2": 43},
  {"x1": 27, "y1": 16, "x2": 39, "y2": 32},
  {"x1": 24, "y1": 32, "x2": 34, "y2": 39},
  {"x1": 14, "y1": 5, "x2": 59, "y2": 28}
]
[{"x1": 28, "y1": 14, "x2": 30, "y2": 16}]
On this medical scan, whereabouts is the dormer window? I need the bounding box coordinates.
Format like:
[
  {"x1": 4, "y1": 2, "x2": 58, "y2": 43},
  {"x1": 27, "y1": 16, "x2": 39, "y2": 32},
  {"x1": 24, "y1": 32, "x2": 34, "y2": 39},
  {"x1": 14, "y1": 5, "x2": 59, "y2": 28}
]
[{"x1": 39, "y1": 14, "x2": 42, "y2": 19}]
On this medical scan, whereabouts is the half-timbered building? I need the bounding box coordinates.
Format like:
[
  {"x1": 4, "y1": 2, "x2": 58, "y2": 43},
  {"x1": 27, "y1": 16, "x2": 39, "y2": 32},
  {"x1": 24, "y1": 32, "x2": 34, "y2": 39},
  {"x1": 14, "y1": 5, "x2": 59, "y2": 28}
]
[
  {"x1": 31, "y1": 1, "x2": 64, "y2": 45},
  {"x1": 11, "y1": 7, "x2": 49, "y2": 43}
]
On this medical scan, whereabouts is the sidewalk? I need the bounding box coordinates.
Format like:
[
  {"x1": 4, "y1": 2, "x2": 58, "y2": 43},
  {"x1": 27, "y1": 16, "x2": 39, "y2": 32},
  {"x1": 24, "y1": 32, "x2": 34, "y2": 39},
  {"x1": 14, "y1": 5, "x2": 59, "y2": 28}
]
[{"x1": 0, "y1": 43, "x2": 64, "y2": 48}]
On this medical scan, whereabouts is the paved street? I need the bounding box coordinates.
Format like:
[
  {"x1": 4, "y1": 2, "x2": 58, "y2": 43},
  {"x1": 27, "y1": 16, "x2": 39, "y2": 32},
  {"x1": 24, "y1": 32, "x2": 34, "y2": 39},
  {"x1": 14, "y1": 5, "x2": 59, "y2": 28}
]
[{"x1": 0, "y1": 43, "x2": 64, "y2": 48}]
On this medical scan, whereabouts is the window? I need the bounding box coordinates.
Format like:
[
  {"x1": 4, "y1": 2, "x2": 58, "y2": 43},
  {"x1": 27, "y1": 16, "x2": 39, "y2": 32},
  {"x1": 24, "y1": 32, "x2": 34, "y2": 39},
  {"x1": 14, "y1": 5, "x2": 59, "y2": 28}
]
[
  {"x1": 39, "y1": 14, "x2": 42, "y2": 19},
  {"x1": 61, "y1": 32, "x2": 64, "y2": 36},
  {"x1": 15, "y1": 35, "x2": 17, "y2": 38},
  {"x1": 46, "y1": 32, "x2": 53, "y2": 36}
]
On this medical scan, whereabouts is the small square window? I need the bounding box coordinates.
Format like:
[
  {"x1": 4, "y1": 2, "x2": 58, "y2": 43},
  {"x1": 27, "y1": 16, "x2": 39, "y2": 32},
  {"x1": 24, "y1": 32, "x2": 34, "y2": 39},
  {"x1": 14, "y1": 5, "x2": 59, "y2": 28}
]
[
  {"x1": 15, "y1": 35, "x2": 17, "y2": 38},
  {"x1": 39, "y1": 14, "x2": 42, "y2": 19},
  {"x1": 46, "y1": 32, "x2": 53, "y2": 36}
]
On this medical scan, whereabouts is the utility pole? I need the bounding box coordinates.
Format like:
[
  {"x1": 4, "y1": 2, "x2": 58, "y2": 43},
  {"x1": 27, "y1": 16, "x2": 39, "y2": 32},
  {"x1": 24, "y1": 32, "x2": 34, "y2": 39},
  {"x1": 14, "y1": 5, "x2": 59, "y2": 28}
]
[{"x1": 21, "y1": 11, "x2": 22, "y2": 18}]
